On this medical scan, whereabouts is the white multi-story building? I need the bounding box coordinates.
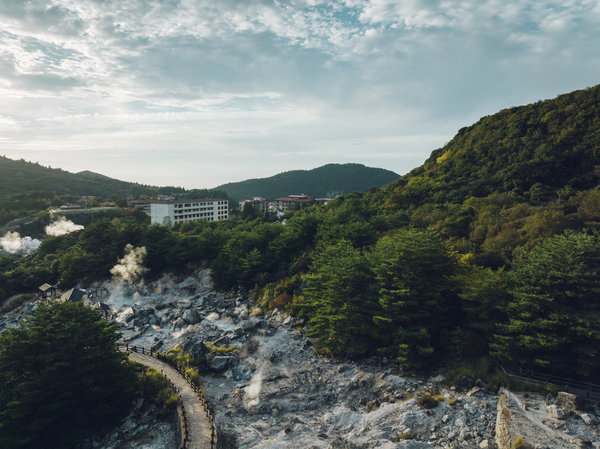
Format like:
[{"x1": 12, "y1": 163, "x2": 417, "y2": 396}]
[{"x1": 150, "y1": 199, "x2": 228, "y2": 226}]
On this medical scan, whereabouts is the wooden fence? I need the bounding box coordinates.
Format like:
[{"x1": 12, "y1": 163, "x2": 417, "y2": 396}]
[
  {"x1": 500, "y1": 364, "x2": 600, "y2": 402},
  {"x1": 118, "y1": 343, "x2": 218, "y2": 449}
]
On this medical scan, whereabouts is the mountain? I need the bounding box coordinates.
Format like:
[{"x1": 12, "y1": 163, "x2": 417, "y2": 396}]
[
  {"x1": 214, "y1": 163, "x2": 399, "y2": 201},
  {"x1": 0, "y1": 157, "x2": 230, "y2": 200},
  {"x1": 383, "y1": 84, "x2": 600, "y2": 208},
  {"x1": 0, "y1": 157, "x2": 159, "y2": 198}
]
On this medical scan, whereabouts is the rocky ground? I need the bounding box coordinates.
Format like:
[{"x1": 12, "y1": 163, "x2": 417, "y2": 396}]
[{"x1": 2, "y1": 268, "x2": 599, "y2": 449}]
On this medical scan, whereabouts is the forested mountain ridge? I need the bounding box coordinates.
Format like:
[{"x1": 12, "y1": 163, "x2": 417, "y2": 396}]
[
  {"x1": 384, "y1": 85, "x2": 600, "y2": 208},
  {"x1": 214, "y1": 163, "x2": 399, "y2": 201}
]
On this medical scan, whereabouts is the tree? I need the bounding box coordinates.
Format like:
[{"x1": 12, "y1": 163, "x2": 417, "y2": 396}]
[
  {"x1": 370, "y1": 228, "x2": 459, "y2": 369},
  {"x1": 492, "y1": 231, "x2": 600, "y2": 380},
  {"x1": 299, "y1": 240, "x2": 378, "y2": 356},
  {"x1": 0, "y1": 302, "x2": 138, "y2": 449}
]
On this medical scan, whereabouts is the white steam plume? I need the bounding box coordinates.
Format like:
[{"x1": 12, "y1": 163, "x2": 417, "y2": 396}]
[
  {"x1": 45, "y1": 216, "x2": 84, "y2": 236},
  {"x1": 0, "y1": 232, "x2": 41, "y2": 255},
  {"x1": 244, "y1": 370, "x2": 263, "y2": 410},
  {"x1": 110, "y1": 244, "x2": 148, "y2": 281}
]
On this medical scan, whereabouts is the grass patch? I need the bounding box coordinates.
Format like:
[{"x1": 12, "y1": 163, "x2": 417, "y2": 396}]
[
  {"x1": 416, "y1": 393, "x2": 444, "y2": 409},
  {"x1": 139, "y1": 367, "x2": 179, "y2": 417},
  {"x1": 158, "y1": 345, "x2": 206, "y2": 381},
  {"x1": 512, "y1": 436, "x2": 533, "y2": 449},
  {"x1": 398, "y1": 432, "x2": 416, "y2": 440},
  {"x1": 205, "y1": 342, "x2": 237, "y2": 353}
]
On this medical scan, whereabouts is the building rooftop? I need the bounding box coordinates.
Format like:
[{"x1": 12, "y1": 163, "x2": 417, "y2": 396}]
[
  {"x1": 60, "y1": 288, "x2": 85, "y2": 302},
  {"x1": 149, "y1": 198, "x2": 227, "y2": 204}
]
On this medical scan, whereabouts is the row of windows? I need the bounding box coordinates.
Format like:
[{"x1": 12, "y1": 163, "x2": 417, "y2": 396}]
[{"x1": 174, "y1": 201, "x2": 227, "y2": 208}]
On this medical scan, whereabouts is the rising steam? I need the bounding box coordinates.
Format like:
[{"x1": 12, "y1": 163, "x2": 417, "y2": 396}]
[
  {"x1": 110, "y1": 244, "x2": 148, "y2": 281},
  {"x1": 244, "y1": 370, "x2": 263, "y2": 410},
  {"x1": 45, "y1": 216, "x2": 84, "y2": 236},
  {"x1": 0, "y1": 232, "x2": 41, "y2": 255}
]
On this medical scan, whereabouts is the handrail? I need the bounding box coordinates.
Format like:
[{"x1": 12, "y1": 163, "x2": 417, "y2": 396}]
[
  {"x1": 118, "y1": 343, "x2": 218, "y2": 449},
  {"x1": 500, "y1": 363, "x2": 600, "y2": 402}
]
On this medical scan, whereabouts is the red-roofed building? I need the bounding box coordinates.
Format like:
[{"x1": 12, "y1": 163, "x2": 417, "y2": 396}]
[{"x1": 274, "y1": 194, "x2": 316, "y2": 212}]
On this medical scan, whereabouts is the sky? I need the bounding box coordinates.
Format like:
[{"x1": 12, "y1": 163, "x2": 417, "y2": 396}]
[{"x1": 1, "y1": 0, "x2": 600, "y2": 189}]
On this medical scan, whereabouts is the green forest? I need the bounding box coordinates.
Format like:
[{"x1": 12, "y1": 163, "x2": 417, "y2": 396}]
[{"x1": 2, "y1": 85, "x2": 600, "y2": 383}]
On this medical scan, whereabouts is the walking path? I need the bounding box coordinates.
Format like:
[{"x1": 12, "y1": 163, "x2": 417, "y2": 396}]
[{"x1": 127, "y1": 351, "x2": 214, "y2": 449}]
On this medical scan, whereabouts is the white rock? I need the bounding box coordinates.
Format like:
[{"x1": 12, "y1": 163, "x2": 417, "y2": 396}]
[{"x1": 547, "y1": 404, "x2": 567, "y2": 419}]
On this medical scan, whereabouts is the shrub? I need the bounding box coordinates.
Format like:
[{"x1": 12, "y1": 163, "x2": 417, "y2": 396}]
[{"x1": 417, "y1": 393, "x2": 444, "y2": 409}]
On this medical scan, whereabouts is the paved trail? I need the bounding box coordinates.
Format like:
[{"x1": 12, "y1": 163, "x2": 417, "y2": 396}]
[{"x1": 128, "y1": 351, "x2": 214, "y2": 449}]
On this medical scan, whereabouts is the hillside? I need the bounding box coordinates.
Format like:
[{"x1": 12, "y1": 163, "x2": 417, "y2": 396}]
[
  {"x1": 214, "y1": 163, "x2": 399, "y2": 201},
  {"x1": 384, "y1": 85, "x2": 600, "y2": 207},
  {"x1": 0, "y1": 157, "x2": 178, "y2": 198}
]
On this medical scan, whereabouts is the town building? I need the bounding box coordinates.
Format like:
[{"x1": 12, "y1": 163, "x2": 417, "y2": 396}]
[
  {"x1": 273, "y1": 194, "x2": 316, "y2": 212},
  {"x1": 60, "y1": 288, "x2": 86, "y2": 302},
  {"x1": 150, "y1": 199, "x2": 229, "y2": 226},
  {"x1": 239, "y1": 197, "x2": 270, "y2": 215}
]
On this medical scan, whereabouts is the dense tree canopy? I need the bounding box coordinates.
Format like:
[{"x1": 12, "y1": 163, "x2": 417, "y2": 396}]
[
  {"x1": 0, "y1": 302, "x2": 138, "y2": 449},
  {"x1": 492, "y1": 232, "x2": 600, "y2": 380}
]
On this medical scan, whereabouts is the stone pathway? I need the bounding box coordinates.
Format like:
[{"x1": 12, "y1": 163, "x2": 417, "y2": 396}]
[{"x1": 128, "y1": 351, "x2": 214, "y2": 449}]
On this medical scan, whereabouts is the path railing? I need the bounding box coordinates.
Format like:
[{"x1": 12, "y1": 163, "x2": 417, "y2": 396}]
[
  {"x1": 500, "y1": 364, "x2": 600, "y2": 402},
  {"x1": 118, "y1": 343, "x2": 218, "y2": 449}
]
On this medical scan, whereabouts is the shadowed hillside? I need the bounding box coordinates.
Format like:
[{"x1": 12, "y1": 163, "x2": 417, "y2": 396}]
[{"x1": 214, "y1": 163, "x2": 399, "y2": 201}]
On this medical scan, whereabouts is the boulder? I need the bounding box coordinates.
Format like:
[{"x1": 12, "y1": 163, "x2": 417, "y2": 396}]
[
  {"x1": 210, "y1": 355, "x2": 235, "y2": 372},
  {"x1": 182, "y1": 338, "x2": 208, "y2": 359},
  {"x1": 546, "y1": 404, "x2": 567, "y2": 419},
  {"x1": 556, "y1": 391, "x2": 583, "y2": 411},
  {"x1": 182, "y1": 309, "x2": 201, "y2": 324}
]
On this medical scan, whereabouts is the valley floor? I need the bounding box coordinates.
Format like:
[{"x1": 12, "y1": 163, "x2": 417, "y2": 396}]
[{"x1": 1, "y1": 269, "x2": 599, "y2": 448}]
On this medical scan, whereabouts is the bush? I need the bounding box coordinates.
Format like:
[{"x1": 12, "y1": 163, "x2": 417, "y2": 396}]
[
  {"x1": 416, "y1": 393, "x2": 444, "y2": 409},
  {"x1": 139, "y1": 367, "x2": 178, "y2": 416}
]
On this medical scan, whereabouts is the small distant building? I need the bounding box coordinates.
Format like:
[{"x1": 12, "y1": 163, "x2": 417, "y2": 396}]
[
  {"x1": 60, "y1": 288, "x2": 86, "y2": 302},
  {"x1": 150, "y1": 199, "x2": 229, "y2": 226},
  {"x1": 239, "y1": 197, "x2": 269, "y2": 215},
  {"x1": 59, "y1": 204, "x2": 82, "y2": 210},
  {"x1": 38, "y1": 283, "x2": 57, "y2": 299},
  {"x1": 274, "y1": 194, "x2": 316, "y2": 212}
]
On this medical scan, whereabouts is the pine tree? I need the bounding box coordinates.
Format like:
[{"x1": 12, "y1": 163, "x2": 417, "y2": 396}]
[
  {"x1": 492, "y1": 231, "x2": 600, "y2": 380},
  {"x1": 300, "y1": 240, "x2": 378, "y2": 356},
  {"x1": 0, "y1": 302, "x2": 138, "y2": 449},
  {"x1": 370, "y1": 228, "x2": 459, "y2": 369}
]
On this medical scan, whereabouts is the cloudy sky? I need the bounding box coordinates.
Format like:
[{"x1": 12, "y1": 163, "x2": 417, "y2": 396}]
[{"x1": 1, "y1": 0, "x2": 599, "y2": 188}]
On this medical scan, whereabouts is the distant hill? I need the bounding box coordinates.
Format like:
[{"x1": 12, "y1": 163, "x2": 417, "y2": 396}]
[
  {"x1": 214, "y1": 163, "x2": 399, "y2": 201},
  {"x1": 0, "y1": 156, "x2": 227, "y2": 199}
]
